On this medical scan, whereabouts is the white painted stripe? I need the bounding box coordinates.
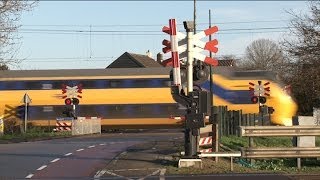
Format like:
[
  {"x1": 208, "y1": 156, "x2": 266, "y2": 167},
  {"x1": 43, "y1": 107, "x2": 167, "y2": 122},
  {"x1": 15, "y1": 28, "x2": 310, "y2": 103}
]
[
  {"x1": 51, "y1": 158, "x2": 60, "y2": 163},
  {"x1": 64, "y1": 153, "x2": 72, "y2": 156},
  {"x1": 100, "y1": 143, "x2": 106, "y2": 146},
  {"x1": 104, "y1": 170, "x2": 134, "y2": 180},
  {"x1": 94, "y1": 170, "x2": 107, "y2": 179},
  {"x1": 88, "y1": 145, "x2": 95, "y2": 148},
  {"x1": 76, "y1": 148, "x2": 84, "y2": 152},
  {"x1": 37, "y1": 165, "x2": 47, "y2": 171},
  {"x1": 25, "y1": 174, "x2": 34, "y2": 178},
  {"x1": 112, "y1": 168, "x2": 159, "y2": 172},
  {"x1": 177, "y1": 32, "x2": 186, "y2": 39},
  {"x1": 171, "y1": 35, "x2": 178, "y2": 52}
]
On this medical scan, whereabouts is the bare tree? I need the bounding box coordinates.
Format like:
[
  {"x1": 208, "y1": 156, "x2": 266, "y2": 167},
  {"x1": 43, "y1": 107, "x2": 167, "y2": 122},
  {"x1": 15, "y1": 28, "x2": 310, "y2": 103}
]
[
  {"x1": 239, "y1": 39, "x2": 287, "y2": 75},
  {"x1": 282, "y1": 1, "x2": 320, "y2": 115},
  {"x1": 0, "y1": 0, "x2": 37, "y2": 68}
]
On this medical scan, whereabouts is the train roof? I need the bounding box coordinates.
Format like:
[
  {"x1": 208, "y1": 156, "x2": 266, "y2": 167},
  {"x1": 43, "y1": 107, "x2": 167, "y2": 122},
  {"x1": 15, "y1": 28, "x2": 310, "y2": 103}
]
[
  {"x1": 0, "y1": 67, "x2": 278, "y2": 82},
  {"x1": 0, "y1": 68, "x2": 171, "y2": 80}
]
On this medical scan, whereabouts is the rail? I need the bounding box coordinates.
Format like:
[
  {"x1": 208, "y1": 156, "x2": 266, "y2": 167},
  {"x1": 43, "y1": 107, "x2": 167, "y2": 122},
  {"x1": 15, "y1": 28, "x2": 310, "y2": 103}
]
[
  {"x1": 239, "y1": 126, "x2": 320, "y2": 137},
  {"x1": 242, "y1": 147, "x2": 320, "y2": 158}
]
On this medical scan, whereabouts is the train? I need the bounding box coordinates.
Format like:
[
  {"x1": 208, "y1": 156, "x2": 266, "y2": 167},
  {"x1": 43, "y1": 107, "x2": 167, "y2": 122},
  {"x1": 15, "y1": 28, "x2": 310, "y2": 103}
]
[{"x1": 0, "y1": 66, "x2": 297, "y2": 130}]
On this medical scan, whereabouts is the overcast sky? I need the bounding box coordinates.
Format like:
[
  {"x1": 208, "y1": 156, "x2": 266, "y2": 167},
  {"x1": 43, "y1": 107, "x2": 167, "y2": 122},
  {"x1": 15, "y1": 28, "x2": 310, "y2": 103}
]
[{"x1": 13, "y1": 1, "x2": 309, "y2": 70}]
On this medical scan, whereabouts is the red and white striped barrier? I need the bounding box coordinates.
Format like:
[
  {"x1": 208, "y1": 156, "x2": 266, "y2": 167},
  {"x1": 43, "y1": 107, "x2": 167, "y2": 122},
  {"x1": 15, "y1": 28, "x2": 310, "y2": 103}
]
[
  {"x1": 169, "y1": 19, "x2": 181, "y2": 86},
  {"x1": 200, "y1": 148, "x2": 212, "y2": 153},
  {"x1": 53, "y1": 121, "x2": 72, "y2": 131},
  {"x1": 199, "y1": 137, "x2": 212, "y2": 146}
]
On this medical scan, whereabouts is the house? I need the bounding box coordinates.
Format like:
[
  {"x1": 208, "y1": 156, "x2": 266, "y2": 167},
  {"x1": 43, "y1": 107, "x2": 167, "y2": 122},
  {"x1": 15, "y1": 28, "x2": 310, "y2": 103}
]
[{"x1": 106, "y1": 51, "x2": 162, "y2": 68}]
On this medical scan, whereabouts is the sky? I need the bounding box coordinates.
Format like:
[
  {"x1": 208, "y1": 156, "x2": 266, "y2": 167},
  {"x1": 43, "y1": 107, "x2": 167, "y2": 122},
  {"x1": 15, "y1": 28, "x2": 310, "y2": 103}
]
[{"x1": 12, "y1": 1, "x2": 310, "y2": 70}]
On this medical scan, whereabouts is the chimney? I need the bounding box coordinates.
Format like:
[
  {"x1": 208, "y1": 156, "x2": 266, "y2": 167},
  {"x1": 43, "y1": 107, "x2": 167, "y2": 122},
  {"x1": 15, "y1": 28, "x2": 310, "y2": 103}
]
[
  {"x1": 146, "y1": 50, "x2": 152, "y2": 58},
  {"x1": 157, "y1": 52, "x2": 163, "y2": 66}
]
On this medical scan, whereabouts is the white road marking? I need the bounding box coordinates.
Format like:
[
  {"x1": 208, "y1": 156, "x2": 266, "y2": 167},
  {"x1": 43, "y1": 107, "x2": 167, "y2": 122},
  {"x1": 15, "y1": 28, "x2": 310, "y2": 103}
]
[
  {"x1": 76, "y1": 148, "x2": 84, "y2": 152},
  {"x1": 99, "y1": 143, "x2": 106, "y2": 146},
  {"x1": 160, "y1": 169, "x2": 166, "y2": 180},
  {"x1": 64, "y1": 153, "x2": 72, "y2": 156},
  {"x1": 94, "y1": 170, "x2": 106, "y2": 179},
  {"x1": 111, "y1": 168, "x2": 160, "y2": 172},
  {"x1": 25, "y1": 174, "x2": 34, "y2": 178},
  {"x1": 103, "y1": 170, "x2": 134, "y2": 180},
  {"x1": 51, "y1": 158, "x2": 60, "y2": 163},
  {"x1": 37, "y1": 165, "x2": 47, "y2": 171},
  {"x1": 88, "y1": 145, "x2": 95, "y2": 148}
]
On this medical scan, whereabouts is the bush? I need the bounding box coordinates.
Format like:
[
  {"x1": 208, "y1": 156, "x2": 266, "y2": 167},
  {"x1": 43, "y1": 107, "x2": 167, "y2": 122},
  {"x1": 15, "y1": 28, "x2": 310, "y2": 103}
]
[{"x1": 4, "y1": 118, "x2": 21, "y2": 135}]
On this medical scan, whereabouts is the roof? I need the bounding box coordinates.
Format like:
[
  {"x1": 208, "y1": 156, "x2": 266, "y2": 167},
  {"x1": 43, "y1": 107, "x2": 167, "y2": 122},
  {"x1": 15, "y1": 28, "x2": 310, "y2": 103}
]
[
  {"x1": 217, "y1": 59, "x2": 236, "y2": 66},
  {"x1": 106, "y1": 52, "x2": 162, "y2": 68}
]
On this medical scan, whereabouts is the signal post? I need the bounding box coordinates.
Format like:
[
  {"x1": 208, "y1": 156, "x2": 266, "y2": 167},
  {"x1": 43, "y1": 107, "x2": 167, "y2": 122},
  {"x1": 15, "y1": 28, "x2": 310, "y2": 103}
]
[{"x1": 161, "y1": 18, "x2": 219, "y2": 168}]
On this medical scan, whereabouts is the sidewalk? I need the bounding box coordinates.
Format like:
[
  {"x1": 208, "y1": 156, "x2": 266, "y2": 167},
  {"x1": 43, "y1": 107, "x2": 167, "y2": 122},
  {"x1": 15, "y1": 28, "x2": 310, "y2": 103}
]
[{"x1": 97, "y1": 138, "x2": 183, "y2": 179}]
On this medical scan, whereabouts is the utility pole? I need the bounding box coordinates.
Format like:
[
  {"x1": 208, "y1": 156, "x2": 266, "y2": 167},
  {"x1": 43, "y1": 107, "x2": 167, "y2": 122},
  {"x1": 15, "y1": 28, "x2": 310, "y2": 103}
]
[{"x1": 209, "y1": 9, "x2": 219, "y2": 162}]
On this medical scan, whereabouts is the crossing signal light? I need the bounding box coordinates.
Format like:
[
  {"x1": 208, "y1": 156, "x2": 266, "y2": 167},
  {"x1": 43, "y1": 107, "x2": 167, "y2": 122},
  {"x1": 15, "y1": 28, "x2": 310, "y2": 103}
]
[
  {"x1": 72, "y1": 98, "x2": 79, "y2": 105},
  {"x1": 193, "y1": 62, "x2": 209, "y2": 84},
  {"x1": 251, "y1": 96, "x2": 266, "y2": 104},
  {"x1": 65, "y1": 98, "x2": 72, "y2": 105},
  {"x1": 259, "y1": 96, "x2": 266, "y2": 104},
  {"x1": 251, "y1": 96, "x2": 258, "y2": 104},
  {"x1": 65, "y1": 98, "x2": 79, "y2": 105}
]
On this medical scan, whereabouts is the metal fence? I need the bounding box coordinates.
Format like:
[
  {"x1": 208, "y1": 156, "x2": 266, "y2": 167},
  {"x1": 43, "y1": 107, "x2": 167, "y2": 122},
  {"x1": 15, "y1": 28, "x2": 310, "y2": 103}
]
[
  {"x1": 72, "y1": 117, "x2": 101, "y2": 135},
  {"x1": 215, "y1": 106, "x2": 271, "y2": 137}
]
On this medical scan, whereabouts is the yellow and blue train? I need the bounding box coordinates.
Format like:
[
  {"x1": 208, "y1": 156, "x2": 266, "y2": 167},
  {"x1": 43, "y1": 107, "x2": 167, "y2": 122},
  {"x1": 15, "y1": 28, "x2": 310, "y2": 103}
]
[{"x1": 0, "y1": 67, "x2": 297, "y2": 129}]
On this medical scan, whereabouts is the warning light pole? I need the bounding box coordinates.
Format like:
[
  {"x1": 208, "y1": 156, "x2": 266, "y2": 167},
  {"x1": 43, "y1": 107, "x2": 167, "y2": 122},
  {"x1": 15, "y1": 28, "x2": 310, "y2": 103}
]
[
  {"x1": 62, "y1": 84, "x2": 82, "y2": 118},
  {"x1": 249, "y1": 81, "x2": 270, "y2": 125}
]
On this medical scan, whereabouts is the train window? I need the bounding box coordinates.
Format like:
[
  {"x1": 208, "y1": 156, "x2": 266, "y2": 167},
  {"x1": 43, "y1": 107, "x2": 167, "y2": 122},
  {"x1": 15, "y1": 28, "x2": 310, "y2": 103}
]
[
  {"x1": 43, "y1": 106, "x2": 53, "y2": 112},
  {"x1": 110, "y1": 80, "x2": 121, "y2": 88},
  {"x1": 42, "y1": 83, "x2": 53, "y2": 90}
]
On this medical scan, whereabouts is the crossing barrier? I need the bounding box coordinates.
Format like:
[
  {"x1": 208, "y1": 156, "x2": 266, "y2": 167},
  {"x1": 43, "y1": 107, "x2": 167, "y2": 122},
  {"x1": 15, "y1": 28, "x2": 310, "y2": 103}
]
[
  {"x1": 53, "y1": 117, "x2": 101, "y2": 135},
  {"x1": 53, "y1": 118, "x2": 73, "y2": 132},
  {"x1": 72, "y1": 117, "x2": 101, "y2": 135}
]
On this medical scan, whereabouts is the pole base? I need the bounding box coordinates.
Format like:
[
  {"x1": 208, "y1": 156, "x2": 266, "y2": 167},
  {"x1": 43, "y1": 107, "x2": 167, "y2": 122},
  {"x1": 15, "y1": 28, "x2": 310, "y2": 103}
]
[{"x1": 178, "y1": 158, "x2": 202, "y2": 168}]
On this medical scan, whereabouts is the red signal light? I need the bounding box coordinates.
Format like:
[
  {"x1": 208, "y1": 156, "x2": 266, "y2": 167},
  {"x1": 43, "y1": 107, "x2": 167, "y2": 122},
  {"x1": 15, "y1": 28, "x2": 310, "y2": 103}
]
[
  {"x1": 251, "y1": 96, "x2": 258, "y2": 104},
  {"x1": 65, "y1": 98, "x2": 72, "y2": 105}
]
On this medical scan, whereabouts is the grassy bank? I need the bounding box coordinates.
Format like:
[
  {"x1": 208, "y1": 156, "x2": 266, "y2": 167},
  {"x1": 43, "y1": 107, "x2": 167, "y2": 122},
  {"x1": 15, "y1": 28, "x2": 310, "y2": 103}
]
[{"x1": 0, "y1": 127, "x2": 71, "y2": 143}]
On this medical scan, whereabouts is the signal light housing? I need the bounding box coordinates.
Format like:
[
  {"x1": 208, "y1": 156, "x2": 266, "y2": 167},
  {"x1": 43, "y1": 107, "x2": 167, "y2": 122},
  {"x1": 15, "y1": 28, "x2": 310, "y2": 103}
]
[
  {"x1": 259, "y1": 96, "x2": 266, "y2": 104},
  {"x1": 251, "y1": 96, "x2": 267, "y2": 104},
  {"x1": 65, "y1": 98, "x2": 79, "y2": 105},
  {"x1": 72, "y1": 98, "x2": 79, "y2": 105},
  {"x1": 193, "y1": 63, "x2": 209, "y2": 85}
]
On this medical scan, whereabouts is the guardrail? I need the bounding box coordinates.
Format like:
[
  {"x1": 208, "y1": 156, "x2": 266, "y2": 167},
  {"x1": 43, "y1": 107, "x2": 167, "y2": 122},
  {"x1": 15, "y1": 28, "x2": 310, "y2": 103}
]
[
  {"x1": 242, "y1": 147, "x2": 320, "y2": 158},
  {"x1": 240, "y1": 126, "x2": 320, "y2": 137},
  {"x1": 240, "y1": 124, "x2": 320, "y2": 169}
]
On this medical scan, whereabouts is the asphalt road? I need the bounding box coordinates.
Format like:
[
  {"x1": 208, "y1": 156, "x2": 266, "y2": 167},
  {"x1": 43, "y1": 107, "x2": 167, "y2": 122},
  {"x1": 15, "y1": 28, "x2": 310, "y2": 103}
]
[
  {"x1": 0, "y1": 129, "x2": 182, "y2": 179},
  {"x1": 2, "y1": 130, "x2": 320, "y2": 180}
]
